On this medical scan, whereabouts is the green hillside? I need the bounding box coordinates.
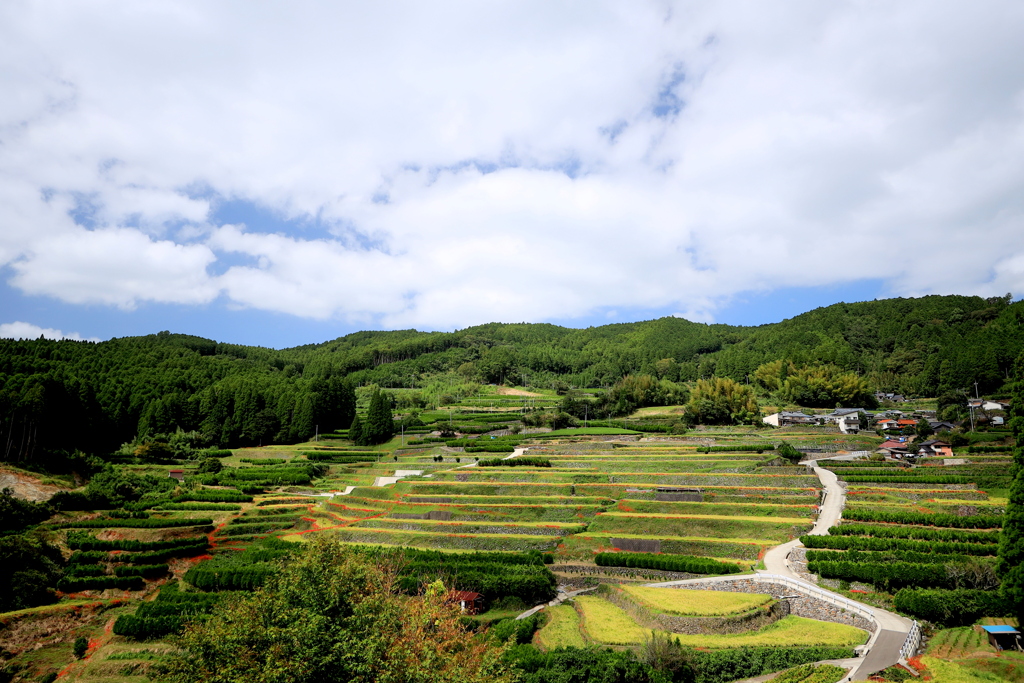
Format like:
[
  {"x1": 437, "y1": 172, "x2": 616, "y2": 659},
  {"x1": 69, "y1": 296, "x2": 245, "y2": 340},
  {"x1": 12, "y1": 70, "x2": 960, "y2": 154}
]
[{"x1": 1, "y1": 294, "x2": 1020, "y2": 470}]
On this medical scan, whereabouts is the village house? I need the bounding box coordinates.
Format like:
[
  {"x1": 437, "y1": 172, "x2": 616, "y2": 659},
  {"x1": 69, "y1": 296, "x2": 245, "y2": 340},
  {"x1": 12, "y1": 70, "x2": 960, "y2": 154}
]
[
  {"x1": 877, "y1": 438, "x2": 912, "y2": 459},
  {"x1": 916, "y1": 439, "x2": 953, "y2": 458},
  {"x1": 762, "y1": 411, "x2": 820, "y2": 427}
]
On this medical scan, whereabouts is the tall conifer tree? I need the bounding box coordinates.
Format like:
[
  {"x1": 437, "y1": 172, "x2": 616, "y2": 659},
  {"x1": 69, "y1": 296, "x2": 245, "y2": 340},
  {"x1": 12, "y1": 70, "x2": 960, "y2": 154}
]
[{"x1": 348, "y1": 413, "x2": 365, "y2": 447}]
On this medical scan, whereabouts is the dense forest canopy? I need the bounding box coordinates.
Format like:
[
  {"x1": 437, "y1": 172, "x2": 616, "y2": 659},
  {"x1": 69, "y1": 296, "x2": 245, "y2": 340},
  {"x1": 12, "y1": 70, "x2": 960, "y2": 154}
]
[{"x1": 1, "y1": 294, "x2": 1021, "y2": 468}]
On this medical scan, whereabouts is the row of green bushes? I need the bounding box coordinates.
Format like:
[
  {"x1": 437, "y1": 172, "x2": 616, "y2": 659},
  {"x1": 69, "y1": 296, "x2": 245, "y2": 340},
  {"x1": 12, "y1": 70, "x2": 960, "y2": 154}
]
[
  {"x1": 805, "y1": 549, "x2": 992, "y2": 565},
  {"x1": 829, "y1": 523, "x2": 999, "y2": 544},
  {"x1": 399, "y1": 564, "x2": 556, "y2": 605},
  {"x1": 113, "y1": 583, "x2": 223, "y2": 639},
  {"x1": 841, "y1": 508, "x2": 1002, "y2": 529},
  {"x1": 66, "y1": 533, "x2": 207, "y2": 552},
  {"x1": 697, "y1": 444, "x2": 772, "y2": 453},
  {"x1": 594, "y1": 552, "x2": 742, "y2": 575},
  {"x1": 57, "y1": 575, "x2": 145, "y2": 592},
  {"x1": 445, "y1": 438, "x2": 523, "y2": 448},
  {"x1": 966, "y1": 446, "x2": 1012, "y2": 453},
  {"x1": 820, "y1": 461, "x2": 908, "y2": 468},
  {"x1": 156, "y1": 502, "x2": 242, "y2": 511},
  {"x1": 183, "y1": 564, "x2": 277, "y2": 591},
  {"x1": 892, "y1": 588, "x2": 1011, "y2": 626},
  {"x1": 173, "y1": 491, "x2": 252, "y2": 503},
  {"x1": 114, "y1": 564, "x2": 169, "y2": 578},
  {"x1": 478, "y1": 457, "x2": 551, "y2": 468},
  {"x1": 66, "y1": 542, "x2": 209, "y2": 566},
  {"x1": 303, "y1": 452, "x2": 378, "y2": 462},
  {"x1": 52, "y1": 517, "x2": 213, "y2": 529},
  {"x1": 401, "y1": 548, "x2": 550, "y2": 566},
  {"x1": 807, "y1": 560, "x2": 952, "y2": 590},
  {"x1": 838, "y1": 475, "x2": 971, "y2": 484},
  {"x1": 239, "y1": 458, "x2": 287, "y2": 465},
  {"x1": 465, "y1": 444, "x2": 520, "y2": 453},
  {"x1": 801, "y1": 534, "x2": 997, "y2": 556}
]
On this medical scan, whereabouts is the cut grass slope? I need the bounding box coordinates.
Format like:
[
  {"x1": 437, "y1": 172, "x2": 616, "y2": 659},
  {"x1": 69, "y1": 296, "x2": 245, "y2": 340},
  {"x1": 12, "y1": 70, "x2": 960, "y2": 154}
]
[
  {"x1": 535, "y1": 604, "x2": 587, "y2": 650},
  {"x1": 574, "y1": 596, "x2": 866, "y2": 648},
  {"x1": 619, "y1": 586, "x2": 771, "y2": 616}
]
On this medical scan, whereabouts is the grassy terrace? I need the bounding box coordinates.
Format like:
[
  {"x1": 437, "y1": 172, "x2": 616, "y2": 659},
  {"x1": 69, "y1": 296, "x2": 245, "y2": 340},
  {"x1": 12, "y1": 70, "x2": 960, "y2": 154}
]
[
  {"x1": 270, "y1": 437, "x2": 826, "y2": 562},
  {"x1": 570, "y1": 596, "x2": 867, "y2": 648},
  {"x1": 618, "y1": 586, "x2": 773, "y2": 616}
]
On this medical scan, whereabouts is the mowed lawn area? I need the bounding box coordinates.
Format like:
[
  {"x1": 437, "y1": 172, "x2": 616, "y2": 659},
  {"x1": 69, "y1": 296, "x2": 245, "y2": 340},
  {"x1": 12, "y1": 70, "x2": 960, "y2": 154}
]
[
  {"x1": 619, "y1": 586, "x2": 772, "y2": 616},
  {"x1": 573, "y1": 596, "x2": 867, "y2": 648}
]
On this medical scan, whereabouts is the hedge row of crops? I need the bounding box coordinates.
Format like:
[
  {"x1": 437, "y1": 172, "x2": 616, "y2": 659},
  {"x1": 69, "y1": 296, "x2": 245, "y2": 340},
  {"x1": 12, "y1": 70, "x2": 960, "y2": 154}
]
[
  {"x1": 396, "y1": 548, "x2": 557, "y2": 604},
  {"x1": 157, "y1": 502, "x2": 242, "y2": 511},
  {"x1": 841, "y1": 508, "x2": 1002, "y2": 529},
  {"x1": 113, "y1": 583, "x2": 223, "y2": 638},
  {"x1": 838, "y1": 475, "x2": 970, "y2": 484},
  {"x1": 801, "y1": 535, "x2": 997, "y2": 556},
  {"x1": 183, "y1": 564, "x2": 277, "y2": 590},
  {"x1": 819, "y1": 461, "x2": 909, "y2": 468},
  {"x1": 173, "y1": 491, "x2": 252, "y2": 503},
  {"x1": 66, "y1": 533, "x2": 208, "y2": 552},
  {"x1": 892, "y1": 588, "x2": 1011, "y2": 626},
  {"x1": 807, "y1": 560, "x2": 954, "y2": 590},
  {"x1": 805, "y1": 549, "x2": 993, "y2": 565},
  {"x1": 594, "y1": 552, "x2": 742, "y2": 575},
  {"x1": 57, "y1": 575, "x2": 144, "y2": 592},
  {"x1": 478, "y1": 457, "x2": 551, "y2": 467},
  {"x1": 697, "y1": 444, "x2": 773, "y2": 453},
  {"x1": 303, "y1": 452, "x2": 378, "y2": 463},
  {"x1": 829, "y1": 524, "x2": 999, "y2": 544},
  {"x1": 52, "y1": 517, "x2": 213, "y2": 529}
]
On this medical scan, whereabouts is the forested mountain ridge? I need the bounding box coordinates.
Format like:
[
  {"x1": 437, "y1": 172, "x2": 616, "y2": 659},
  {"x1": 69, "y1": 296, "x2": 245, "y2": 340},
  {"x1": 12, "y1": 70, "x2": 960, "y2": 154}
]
[
  {"x1": 292, "y1": 294, "x2": 1022, "y2": 395},
  {"x1": 1, "y1": 294, "x2": 1020, "y2": 468}
]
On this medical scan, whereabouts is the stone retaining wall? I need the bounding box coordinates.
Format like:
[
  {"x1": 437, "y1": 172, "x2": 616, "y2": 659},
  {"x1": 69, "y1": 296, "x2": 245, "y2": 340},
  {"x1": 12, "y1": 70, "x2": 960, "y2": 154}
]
[
  {"x1": 670, "y1": 579, "x2": 876, "y2": 633},
  {"x1": 600, "y1": 584, "x2": 789, "y2": 635}
]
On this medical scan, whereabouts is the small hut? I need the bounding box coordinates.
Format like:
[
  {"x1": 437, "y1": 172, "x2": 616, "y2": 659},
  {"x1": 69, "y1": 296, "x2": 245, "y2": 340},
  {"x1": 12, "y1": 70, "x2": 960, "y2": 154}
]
[
  {"x1": 168, "y1": 469, "x2": 185, "y2": 482},
  {"x1": 980, "y1": 625, "x2": 1021, "y2": 651},
  {"x1": 449, "y1": 590, "x2": 484, "y2": 614}
]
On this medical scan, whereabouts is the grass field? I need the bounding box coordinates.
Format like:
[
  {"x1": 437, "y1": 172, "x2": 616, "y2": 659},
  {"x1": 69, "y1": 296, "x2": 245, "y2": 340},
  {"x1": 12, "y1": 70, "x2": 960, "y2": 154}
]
[
  {"x1": 574, "y1": 597, "x2": 867, "y2": 648},
  {"x1": 619, "y1": 586, "x2": 772, "y2": 616},
  {"x1": 535, "y1": 604, "x2": 587, "y2": 649}
]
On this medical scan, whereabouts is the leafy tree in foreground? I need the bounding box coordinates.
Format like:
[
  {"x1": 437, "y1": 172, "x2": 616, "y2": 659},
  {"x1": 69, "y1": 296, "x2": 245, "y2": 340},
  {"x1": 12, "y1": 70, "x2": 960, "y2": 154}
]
[
  {"x1": 0, "y1": 532, "x2": 64, "y2": 611},
  {"x1": 159, "y1": 539, "x2": 513, "y2": 683},
  {"x1": 998, "y1": 353, "x2": 1024, "y2": 626}
]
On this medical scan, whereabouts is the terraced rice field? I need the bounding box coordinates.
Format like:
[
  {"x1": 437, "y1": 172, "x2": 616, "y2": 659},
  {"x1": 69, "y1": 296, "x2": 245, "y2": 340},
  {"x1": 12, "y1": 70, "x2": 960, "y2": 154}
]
[{"x1": 292, "y1": 441, "x2": 823, "y2": 564}]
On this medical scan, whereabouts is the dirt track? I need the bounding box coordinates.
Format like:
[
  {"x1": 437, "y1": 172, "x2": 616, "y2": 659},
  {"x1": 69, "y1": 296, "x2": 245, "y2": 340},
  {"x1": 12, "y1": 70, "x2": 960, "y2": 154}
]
[
  {"x1": 495, "y1": 387, "x2": 542, "y2": 397},
  {"x1": 0, "y1": 468, "x2": 66, "y2": 502}
]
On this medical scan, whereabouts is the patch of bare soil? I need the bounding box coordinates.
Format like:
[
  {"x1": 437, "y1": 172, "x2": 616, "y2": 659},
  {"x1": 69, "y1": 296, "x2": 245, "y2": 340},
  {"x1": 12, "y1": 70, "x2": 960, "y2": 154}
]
[
  {"x1": 495, "y1": 387, "x2": 543, "y2": 397},
  {"x1": 0, "y1": 469, "x2": 67, "y2": 502},
  {"x1": 0, "y1": 604, "x2": 112, "y2": 655}
]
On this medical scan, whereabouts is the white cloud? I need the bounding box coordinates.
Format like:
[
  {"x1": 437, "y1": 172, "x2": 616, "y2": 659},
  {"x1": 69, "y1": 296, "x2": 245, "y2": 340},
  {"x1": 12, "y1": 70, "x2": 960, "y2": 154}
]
[
  {"x1": 0, "y1": 1, "x2": 1023, "y2": 329},
  {"x1": 0, "y1": 321, "x2": 100, "y2": 342}
]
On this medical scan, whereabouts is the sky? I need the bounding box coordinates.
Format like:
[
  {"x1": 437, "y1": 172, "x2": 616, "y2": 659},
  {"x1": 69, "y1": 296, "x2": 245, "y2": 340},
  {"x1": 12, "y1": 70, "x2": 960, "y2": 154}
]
[{"x1": 1, "y1": 1, "x2": 1023, "y2": 348}]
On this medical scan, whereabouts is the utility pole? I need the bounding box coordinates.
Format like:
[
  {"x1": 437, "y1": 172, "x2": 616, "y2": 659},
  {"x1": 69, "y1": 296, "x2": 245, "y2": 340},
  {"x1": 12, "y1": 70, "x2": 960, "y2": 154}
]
[{"x1": 315, "y1": 424, "x2": 318, "y2": 442}]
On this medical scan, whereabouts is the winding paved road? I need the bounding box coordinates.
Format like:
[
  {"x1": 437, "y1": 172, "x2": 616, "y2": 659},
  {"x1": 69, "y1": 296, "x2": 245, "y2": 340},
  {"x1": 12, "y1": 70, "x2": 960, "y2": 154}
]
[{"x1": 653, "y1": 455, "x2": 916, "y2": 682}]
